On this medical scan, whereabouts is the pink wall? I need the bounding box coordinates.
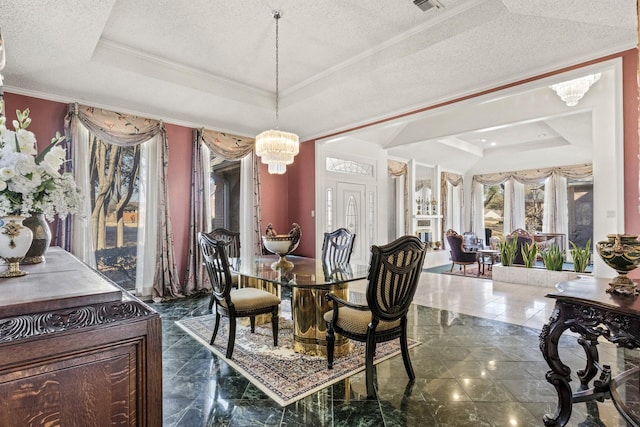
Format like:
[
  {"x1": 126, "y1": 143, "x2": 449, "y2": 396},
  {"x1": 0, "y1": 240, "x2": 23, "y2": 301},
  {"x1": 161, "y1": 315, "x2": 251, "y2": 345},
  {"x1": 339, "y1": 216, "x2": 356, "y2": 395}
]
[
  {"x1": 623, "y1": 49, "x2": 640, "y2": 236},
  {"x1": 3, "y1": 93, "x2": 68, "y2": 244},
  {"x1": 165, "y1": 124, "x2": 193, "y2": 279},
  {"x1": 285, "y1": 140, "x2": 316, "y2": 257},
  {"x1": 258, "y1": 162, "x2": 289, "y2": 238}
]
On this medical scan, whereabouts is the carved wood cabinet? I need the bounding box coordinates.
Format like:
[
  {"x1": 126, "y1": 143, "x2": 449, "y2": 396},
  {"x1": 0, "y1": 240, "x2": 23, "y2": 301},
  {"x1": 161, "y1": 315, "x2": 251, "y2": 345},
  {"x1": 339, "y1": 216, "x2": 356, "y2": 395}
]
[{"x1": 0, "y1": 248, "x2": 162, "y2": 426}]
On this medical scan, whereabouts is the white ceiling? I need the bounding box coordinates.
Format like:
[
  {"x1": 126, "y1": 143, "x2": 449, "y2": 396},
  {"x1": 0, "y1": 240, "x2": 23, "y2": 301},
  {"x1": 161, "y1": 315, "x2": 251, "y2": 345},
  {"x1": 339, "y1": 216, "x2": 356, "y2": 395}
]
[{"x1": 0, "y1": 0, "x2": 637, "y2": 172}]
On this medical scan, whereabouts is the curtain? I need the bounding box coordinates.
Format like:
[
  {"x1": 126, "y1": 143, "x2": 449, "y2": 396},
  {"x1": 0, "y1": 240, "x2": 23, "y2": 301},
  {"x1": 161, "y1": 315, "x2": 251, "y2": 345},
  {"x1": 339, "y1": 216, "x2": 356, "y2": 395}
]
[
  {"x1": 183, "y1": 131, "x2": 210, "y2": 295},
  {"x1": 183, "y1": 128, "x2": 259, "y2": 294},
  {"x1": 65, "y1": 103, "x2": 181, "y2": 300},
  {"x1": 503, "y1": 179, "x2": 525, "y2": 234},
  {"x1": 441, "y1": 172, "x2": 463, "y2": 244},
  {"x1": 470, "y1": 180, "x2": 485, "y2": 245},
  {"x1": 387, "y1": 160, "x2": 409, "y2": 235},
  {"x1": 543, "y1": 172, "x2": 568, "y2": 249},
  {"x1": 240, "y1": 152, "x2": 261, "y2": 258},
  {"x1": 64, "y1": 117, "x2": 95, "y2": 267}
]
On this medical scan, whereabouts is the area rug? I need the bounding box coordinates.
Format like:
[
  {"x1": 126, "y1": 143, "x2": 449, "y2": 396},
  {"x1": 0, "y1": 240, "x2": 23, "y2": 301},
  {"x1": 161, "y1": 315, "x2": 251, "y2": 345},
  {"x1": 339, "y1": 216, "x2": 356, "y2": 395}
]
[
  {"x1": 440, "y1": 264, "x2": 492, "y2": 279},
  {"x1": 175, "y1": 309, "x2": 420, "y2": 407}
]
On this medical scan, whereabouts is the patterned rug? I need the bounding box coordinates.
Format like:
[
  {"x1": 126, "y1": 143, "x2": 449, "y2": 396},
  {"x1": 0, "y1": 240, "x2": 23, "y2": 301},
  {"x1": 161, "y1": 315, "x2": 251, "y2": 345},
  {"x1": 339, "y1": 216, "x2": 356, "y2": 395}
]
[
  {"x1": 175, "y1": 308, "x2": 420, "y2": 407},
  {"x1": 440, "y1": 263, "x2": 493, "y2": 279}
]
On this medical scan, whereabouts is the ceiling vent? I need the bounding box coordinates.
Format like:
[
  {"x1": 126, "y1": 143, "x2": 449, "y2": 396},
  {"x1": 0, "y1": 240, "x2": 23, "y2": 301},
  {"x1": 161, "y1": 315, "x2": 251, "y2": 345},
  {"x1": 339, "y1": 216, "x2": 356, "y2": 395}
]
[{"x1": 413, "y1": 0, "x2": 443, "y2": 12}]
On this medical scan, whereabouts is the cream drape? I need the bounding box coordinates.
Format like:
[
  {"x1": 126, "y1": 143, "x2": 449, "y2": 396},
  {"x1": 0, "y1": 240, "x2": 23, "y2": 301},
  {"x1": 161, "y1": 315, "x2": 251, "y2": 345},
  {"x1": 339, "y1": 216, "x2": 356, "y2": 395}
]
[
  {"x1": 65, "y1": 103, "x2": 181, "y2": 300},
  {"x1": 388, "y1": 160, "x2": 409, "y2": 235},
  {"x1": 503, "y1": 179, "x2": 525, "y2": 234},
  {"x1": 65, "y1": 115, "x2": 95, "y2": 267},
  {"x1": 441, "y1": 172, "x2": 463, "y2": 245},
  {"x1": 471, "y1": 180, "x2": 484, "y2": 241},
  {"x1": 543, "y1": 173, "x2": 569, "y2": 250}
]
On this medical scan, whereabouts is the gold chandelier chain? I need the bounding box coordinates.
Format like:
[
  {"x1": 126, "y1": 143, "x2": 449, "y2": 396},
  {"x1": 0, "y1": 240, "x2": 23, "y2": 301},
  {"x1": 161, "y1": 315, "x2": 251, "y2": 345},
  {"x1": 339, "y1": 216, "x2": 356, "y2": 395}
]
[{"x1": 274, "y1": 11, "x2": 280, "y2": 130}]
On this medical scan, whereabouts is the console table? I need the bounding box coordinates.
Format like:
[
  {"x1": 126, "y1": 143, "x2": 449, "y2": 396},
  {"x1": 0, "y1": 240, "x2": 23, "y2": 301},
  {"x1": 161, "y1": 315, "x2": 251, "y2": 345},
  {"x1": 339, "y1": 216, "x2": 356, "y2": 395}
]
[
  {"x1": 0, "y1": 248, "x2": 162, "y2": 426},
  {"x1": 539, "y1": 276, "x2": 640, "y2": 426}
]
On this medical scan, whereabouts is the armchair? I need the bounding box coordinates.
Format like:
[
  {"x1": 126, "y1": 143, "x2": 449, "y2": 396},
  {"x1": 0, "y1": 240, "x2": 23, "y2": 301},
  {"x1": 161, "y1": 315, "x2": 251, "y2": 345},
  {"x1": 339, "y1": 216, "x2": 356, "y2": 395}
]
[
  {"x1": 445, "y1": 229, "x2": 478, "y2": 275},
  {"x1": 506, "y1": 228, "x2": 534, "y2": 265},
  {"x1": 324, "y1": 235, "x2": 426, "y2": 397}
]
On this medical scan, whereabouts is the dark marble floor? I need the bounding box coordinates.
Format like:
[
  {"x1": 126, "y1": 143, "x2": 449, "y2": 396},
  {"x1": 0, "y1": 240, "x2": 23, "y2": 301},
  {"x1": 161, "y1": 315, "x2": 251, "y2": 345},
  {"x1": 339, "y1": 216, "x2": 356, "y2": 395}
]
[{"x1": 152, "y1": 294, "x2": 638, "y2": 426}]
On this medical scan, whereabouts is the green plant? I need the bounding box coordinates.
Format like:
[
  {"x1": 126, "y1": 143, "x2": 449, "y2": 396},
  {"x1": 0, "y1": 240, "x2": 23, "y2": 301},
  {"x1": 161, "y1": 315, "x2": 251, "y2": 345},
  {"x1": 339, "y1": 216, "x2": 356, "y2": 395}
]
[
  {"x1": 541, "y1": 244, "x2": 564, "y2": 271},
  {"x1": 498, "y1": 237, "x2": 518, "y2": 267},
  {"x1": 521, "y1": 242, "x2": 538, "y2": 268},
  {"x1": 570, "y1": 239, "x2": 591, "y2": 273}
]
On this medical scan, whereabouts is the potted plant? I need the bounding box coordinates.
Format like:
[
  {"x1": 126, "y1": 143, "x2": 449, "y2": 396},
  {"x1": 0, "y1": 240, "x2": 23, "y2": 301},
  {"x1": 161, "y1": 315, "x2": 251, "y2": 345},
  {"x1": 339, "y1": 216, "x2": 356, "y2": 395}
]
[
  {"x1": 498, "y1": 237, "x2": 518, "y2": 266},
  {"x1": 521, "y1": 242, "x2": 538, "y2": 268},
  {"x1": 541, "y1": 244, "x2": 564, "y2": 271},
  {"x1": 570, "y1": 239, "x2": 591, "y2": 273}
]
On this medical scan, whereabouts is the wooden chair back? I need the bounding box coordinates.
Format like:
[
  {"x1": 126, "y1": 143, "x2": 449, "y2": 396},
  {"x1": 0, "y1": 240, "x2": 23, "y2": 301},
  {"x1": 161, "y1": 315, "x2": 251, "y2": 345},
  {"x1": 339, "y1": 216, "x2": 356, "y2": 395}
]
[
  {"x1": 366, "y1": 235, "x2": 426, "y2": 323},
  {"x1": 321, "y1": 228, "x2": 356, "y2": 265},
  {"x1": 198, "y1": 232, "x2": 233, "y2": 305}
]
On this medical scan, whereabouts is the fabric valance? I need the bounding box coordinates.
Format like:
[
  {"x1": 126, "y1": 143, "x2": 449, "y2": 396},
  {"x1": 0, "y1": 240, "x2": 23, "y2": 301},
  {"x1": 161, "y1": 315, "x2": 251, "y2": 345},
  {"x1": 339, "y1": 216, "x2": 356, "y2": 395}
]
[
  {"x1": 443, "y1": 172, "x2": 463, "y2": 187},
  {"x1": 387, "y1": 160, "x2": 407, "y2": 177},
  {"x1": 69, "y1": 103, "x2": 164, "y2": 146},
  {"x1": 472, "y1": 163, "x2": 592, "y2": 185},
  {"x1": 199, "y1": 128, "x2": 255, "y2": 160}
]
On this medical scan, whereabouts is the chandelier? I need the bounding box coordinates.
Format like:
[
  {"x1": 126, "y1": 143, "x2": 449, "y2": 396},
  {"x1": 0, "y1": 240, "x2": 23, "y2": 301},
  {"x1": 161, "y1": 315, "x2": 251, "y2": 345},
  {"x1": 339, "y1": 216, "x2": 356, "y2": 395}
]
[
  {"x1": 255, "y1": 10, "x2": 299, "y2": 175},
  {"x1": 549, "y1": 73, "x2": 601, "y2": 107}
]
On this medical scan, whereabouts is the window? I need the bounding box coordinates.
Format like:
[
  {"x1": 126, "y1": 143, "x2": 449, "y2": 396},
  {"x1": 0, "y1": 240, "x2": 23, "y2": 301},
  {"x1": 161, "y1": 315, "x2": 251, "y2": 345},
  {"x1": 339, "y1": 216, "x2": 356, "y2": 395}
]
[
  {"x1": 483, "y1": 184, "x2": 504, "y2": 239},
  {"x1": 326, "y1": 188, "x2": 333, "y2": 232},
  {"x1": 524, "y1": 183, "x2": 545, "y2": 233},
  {"x1": 210, "y1": 156, "x2": 240, "y2": 231},
  {"x1": 567, "y1": 177, "x2": 593, "y2": 248},
  {"x1": 90, "y1": 137, "x2": 140, "y2": 291},
  {"x1": 326, "y1": 157, "x2": 373, "y2": 176}
]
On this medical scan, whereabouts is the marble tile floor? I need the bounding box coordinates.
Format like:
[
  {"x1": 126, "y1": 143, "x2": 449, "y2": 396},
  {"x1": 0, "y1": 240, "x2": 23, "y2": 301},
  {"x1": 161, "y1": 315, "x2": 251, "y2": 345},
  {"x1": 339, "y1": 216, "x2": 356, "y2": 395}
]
[{"x1": 153, "y1": 272, "x2": 638, "y2": 426}]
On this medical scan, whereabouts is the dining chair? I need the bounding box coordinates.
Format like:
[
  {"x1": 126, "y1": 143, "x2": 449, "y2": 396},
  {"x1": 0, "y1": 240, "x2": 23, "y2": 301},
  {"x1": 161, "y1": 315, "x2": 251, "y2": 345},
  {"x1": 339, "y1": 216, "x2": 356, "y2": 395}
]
[
  {"x1": 324, "y1": 235, "x2": 426, "y2": 397},
  {"x1": 205, "y1": 228, "x2": 241, "y2": 309},
  {"x1": 198, "y1": 232, "x2": 281, "y2": 359},
  {"x1": 321, "y1": 228, "x2": 356, "y2": 265}
]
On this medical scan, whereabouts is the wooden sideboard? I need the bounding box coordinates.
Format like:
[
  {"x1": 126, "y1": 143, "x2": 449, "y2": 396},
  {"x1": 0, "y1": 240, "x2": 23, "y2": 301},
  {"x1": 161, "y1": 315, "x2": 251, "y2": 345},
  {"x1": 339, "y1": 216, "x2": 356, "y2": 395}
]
[{"x1": 0, "y1": 248, "x2": 162, "y2": 426}]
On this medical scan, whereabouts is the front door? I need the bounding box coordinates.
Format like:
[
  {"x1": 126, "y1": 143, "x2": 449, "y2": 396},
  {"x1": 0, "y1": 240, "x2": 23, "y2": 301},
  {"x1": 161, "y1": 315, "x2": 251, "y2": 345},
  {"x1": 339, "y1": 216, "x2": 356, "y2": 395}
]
[{"x1": 336, "y1": 182, "x2": 368, "y2": 265}]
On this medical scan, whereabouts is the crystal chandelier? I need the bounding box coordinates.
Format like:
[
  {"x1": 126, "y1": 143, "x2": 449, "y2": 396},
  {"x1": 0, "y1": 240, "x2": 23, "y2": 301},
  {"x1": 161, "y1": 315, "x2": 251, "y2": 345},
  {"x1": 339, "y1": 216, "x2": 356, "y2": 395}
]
[
  {"x1": 255, "y1": 10, "x2": 299, "y2": 175},
  {"x1": 549, "y1": 73, "x2": 601, "y2": 107}
]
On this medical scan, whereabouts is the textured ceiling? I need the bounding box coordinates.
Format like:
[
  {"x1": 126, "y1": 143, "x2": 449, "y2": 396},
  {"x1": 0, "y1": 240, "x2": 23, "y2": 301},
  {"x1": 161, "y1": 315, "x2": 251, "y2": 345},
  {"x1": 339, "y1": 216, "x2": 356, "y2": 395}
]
[{"x1": 0, "y1": 0, "x2": 636, "y2": 170}]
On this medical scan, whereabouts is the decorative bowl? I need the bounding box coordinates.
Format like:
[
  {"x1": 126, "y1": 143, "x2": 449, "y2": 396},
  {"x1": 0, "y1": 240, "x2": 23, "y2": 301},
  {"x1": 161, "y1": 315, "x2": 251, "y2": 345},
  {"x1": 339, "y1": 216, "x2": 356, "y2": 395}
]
[
  {"x1": 596, "y1": 234, "x2": 640, "y2": 295},
  {"x1": 262, "y1": 223, "x2": 301, "y2": 269}
]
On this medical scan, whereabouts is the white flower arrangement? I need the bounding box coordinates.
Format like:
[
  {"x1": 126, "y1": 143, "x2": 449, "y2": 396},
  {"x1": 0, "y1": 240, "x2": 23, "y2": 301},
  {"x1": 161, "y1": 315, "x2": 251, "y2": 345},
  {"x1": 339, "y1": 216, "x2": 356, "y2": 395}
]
[{"x1": 0, "y1": 108, "x2": 82, "y2": 220}]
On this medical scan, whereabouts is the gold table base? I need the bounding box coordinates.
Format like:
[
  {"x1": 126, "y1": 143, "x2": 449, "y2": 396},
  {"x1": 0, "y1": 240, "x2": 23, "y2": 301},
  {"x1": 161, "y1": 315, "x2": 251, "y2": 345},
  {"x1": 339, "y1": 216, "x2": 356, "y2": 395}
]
[
  {"x1": 239, "y1": 277, "x2": 352, "y2": 356},
  {"x1": 291, "y1": 284, "x2": 350, "y2": 356}
]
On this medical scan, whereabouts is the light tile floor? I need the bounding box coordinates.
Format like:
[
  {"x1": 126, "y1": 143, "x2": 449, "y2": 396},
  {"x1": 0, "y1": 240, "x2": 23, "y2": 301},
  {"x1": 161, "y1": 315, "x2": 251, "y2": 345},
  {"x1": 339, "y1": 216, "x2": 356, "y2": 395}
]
[{"x1": 350, "y1": 272, "x2": 556, "y2": 330}]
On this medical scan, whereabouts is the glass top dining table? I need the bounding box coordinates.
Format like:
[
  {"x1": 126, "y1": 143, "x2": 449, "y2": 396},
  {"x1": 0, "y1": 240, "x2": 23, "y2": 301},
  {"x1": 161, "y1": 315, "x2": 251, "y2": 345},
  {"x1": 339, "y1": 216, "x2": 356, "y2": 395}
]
[
  {"x1": 230, "y1": 255, "x2": 369, "y2": 356},
  {"x1": 230, "y1": 255, "x2": 369, "y2": 288}
]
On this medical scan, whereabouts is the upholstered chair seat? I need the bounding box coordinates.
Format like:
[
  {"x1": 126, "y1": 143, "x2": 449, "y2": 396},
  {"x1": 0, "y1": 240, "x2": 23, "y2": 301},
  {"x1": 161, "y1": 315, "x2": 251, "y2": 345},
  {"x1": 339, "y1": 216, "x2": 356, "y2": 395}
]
[
  {"x1": 219, "y1": 287, "x2": 280, "y2": 311},
  {"x1": 323, "y1": 307, "x2": 400, "y2": 335}
]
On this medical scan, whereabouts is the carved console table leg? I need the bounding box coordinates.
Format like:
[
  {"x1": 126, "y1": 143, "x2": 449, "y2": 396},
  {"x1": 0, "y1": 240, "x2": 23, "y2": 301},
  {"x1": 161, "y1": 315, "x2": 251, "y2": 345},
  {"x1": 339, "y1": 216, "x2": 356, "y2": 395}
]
[
  {"x1": 540, "y1": 303, "x2": 575, "y2": 426},
  {"x1": 576, "y1": 337, "x2": 600, "y2": 387},
  {"x1": 540, "y1": 278, "x2": 640, "y2": 426}
]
